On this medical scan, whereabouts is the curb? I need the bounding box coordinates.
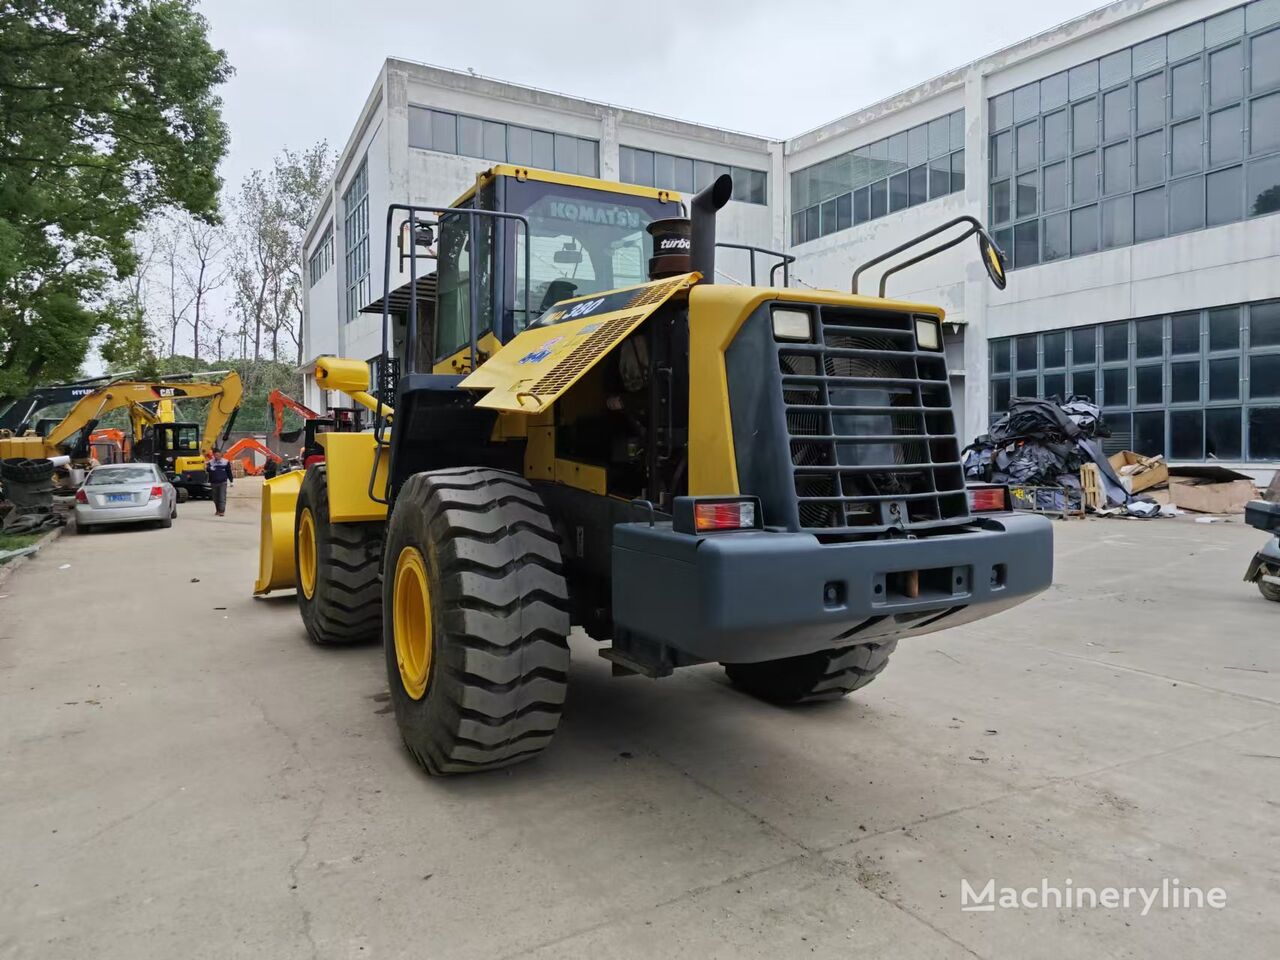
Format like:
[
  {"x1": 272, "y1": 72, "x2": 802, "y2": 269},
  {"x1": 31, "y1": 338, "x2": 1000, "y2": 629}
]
[{"x1": 0, "y1": 523, "x2": 67, "y2": 590}]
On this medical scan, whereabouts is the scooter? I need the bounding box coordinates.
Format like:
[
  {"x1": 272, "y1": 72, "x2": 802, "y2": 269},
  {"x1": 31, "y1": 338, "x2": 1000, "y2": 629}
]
[{"x1": 1244, "y1": 500, "x2": 1280, "y2": 602}]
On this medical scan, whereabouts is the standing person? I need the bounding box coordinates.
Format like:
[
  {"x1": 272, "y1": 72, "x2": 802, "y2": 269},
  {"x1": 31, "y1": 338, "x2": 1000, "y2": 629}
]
[{"x1": 207, "y1": 446, "x2": 234, "y2": 517}]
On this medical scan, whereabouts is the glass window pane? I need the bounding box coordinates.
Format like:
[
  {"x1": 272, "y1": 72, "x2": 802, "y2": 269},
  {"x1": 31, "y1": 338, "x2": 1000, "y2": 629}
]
[
  {"x1": 994, "y1": 227, "x2": 1012, "y2": 266},
  {"x1": 1171, "y1": 312, "x2": 1201, "y2": 353},
  {"x1": 991, "y1": 377, "x2": 1011, "y2": 412},
  {"x1": 1071, "y1": 204, "x2": 1099, "y2": 255},
  {"x1": 632, "y1": 148, "x2": 654, "y2": 186},
  {"x1": 991, "y1": 339, "x2": 1011, "y2": 374},
  {"x1": 1136, "y1": 364, "x2": 1164, "y2": 404},
  {"x1": 1134, "y1": 36, "x2": 1167, "y2": 75},
  {"x1": 836, "y1": 192, "x2": 852, "y2": 231},
  {"x1": 1016, "y1": 121, "x2": 1038, "y2": 169},
  {"x1": 695, "y1": 159, "x2": 715, "y2": 190},
  {"x1": 1169, "y1": 21, "x2": 1204, "y2": 61},
  {"x1": 1137, "y1": 74, "x2": 1166, "y2": 131},
  {"x1": 1043, "y1": 331, "x2": 1066, "y2": 367},
  {"x1": 991, "y1": 131, "x2": 1012, "y2": 178},
  {"x1": 1207, "y1": 8, "x2": 1245, "y2": 46},
  {"x1": 1043, "y1": 161, "x2": 1067, "y2": 210},
  {"x1": 554, "y1": 133, "x2": 577, "y2": 172},
  {"x1": 674, "y1": 156, "x2": 694, "y2": 193},
  {"x1": 1206, "y1": 407, "x2": 1242, "y2": 458},
  {"x1": 820, "y1": 198, "x2": 837, "y2": 236},
  {"x1": 1044, "y1": 372, "x2": 1067, "y2": 399},
  {"x1": 951, "y1": 150, "x2": 966, "y2": 192},
  {"x1": 1014, "y1": 219, "x2": 1039, "y2": 267},
  {"x1": 990, "y1": 179, "x2": 1011, "y2": 224},
  {"x1": 1252, "y1": 29, "x2": 1280, "y2": 92},
  {"x1": 1210, "y1": 43, "x2": 1244, "y2": 107},
  {"x1": 1207, "y1": 166, "x2": 1243, "y2": 225},
  {"x1": 432, "y1": 110, "x2": 457, "y2": 154},
  {"x1": 1102, "y1": 195, "x2": 1134, "y2": 247},
  {"x1": 929, "y1": 116, "x2": 950, "y2": 158},
  {"x1": 951, "y1": 110, "x2": 965, "y2": 149},
  {"x1": 1209, "y1": 356, "x2": 1240, "y2": 399},
  {"x1": 889, "y1": 171, "x2": 909, "y2": 211},
  {"x1": 1210, "y1": 105, "x2": 1244, "y2": 165},
  {"x1": 1249, "y1": 407, "x2": 1280, "y2": 458},
  {"x1": 1103, "y1": 142, "x2": 1130, "y2": 195},
  {"x1": 1247, "y1": 154, "x2": 1280, "y2": 215},
  {"x1": 1104, "y1": 410, "x2": 1133, "y2": 452},
  {"x1": 1252, "y1": 300, "x2": 1280, "y2": 346},
  {"x1": 482, "y1": 120, "x2": 506, "y2": 161},
  {"x1": 654, "y1": 152, "x2": 674, "y2": 189},
  {"x1": 791, "y1": 211, "x2": 805, "y2": 245},
  {"x1": 1210, "y1": 306, "x2": 1241, "y2": 350},
  {"x1": 929, "y1": 156, "x2": 951, "y2": 198},
  {"x1": 1170, "y1": 175, "x2": 1206, "y2": 233},
  {"x1": 530, "y1": 129, "x2": 555, "y2": 170},
  {"x1": 1249, "y1": 0, "x2": 1280, "y2": 32},
  {"x1": 1042, "y1": 212, "x2": 1069, "y2": 261},
  {"x1": 1073, "y1": 368, "x2": 1097, "y2": 401},
  {"x1": 1013, "y1": 83, "x2": 1039, "y2": 122},
  {"x1": 1103, "y1": 366, "x2": 1129, "y2": 404},
  {"x1": 1137, "y1": 131, "x2": 1164, "y2": 186},
  {"x1": 1171, "y1": 360, "x2": 1201, "y2": 402},
  {"x1": 1041, "y1": 72, "x2": 1069, "y2": 110},
  {"x1": 909, "y1": 164, "x2": 928, "y2": 205},
  {"x1": 1043, "y1": 109, "x2": 1068, "y2": 161},
  {"x1": 457, "y1": 115, "x2": 483, "y2": 157},
  {"x1": 1136, "y1": 317, "x2": 1164, "y2": 357},
  {"x1": 1250, "y1": 92, "x2": 1280, "y2": 154},
  {"x1": 1135, "y1": 186, "x2": 1167, "y2": 240},
  {"x1": 1103, "y1": 88, "x2": 1129, "y2": 142},
  {"x1": 870, "y1": 178, "x2": 888, "y2": 217},
  {"x1": 805, "y1": 205, "x2": 819, "y2": 241},
  {"x1": 1016, "y1": 334, "x2": 1038, "y2": 370},
  {"x1": 1171, "y1": 60, "x2": 1203, "y2": 120},
  {"x1": 1172, "y1": 118, "x2": 1203, "y2": 175},
  {"x1": 1017, "y1": 376, "x2": 1039, "y2": 396},
  {"x1": 407, "y1": 106, "x2": 430, "y2": 149},
  {"x1": 1069, "y1": 61, "x2": 1099, "y2": 99},
  {"x1": 579, "y1": 140, "x2": 599, "y2": 177},
  {"x1": 888, "y1": 131, "x2": 909, "y2": 170},
  {"x1": 1016, "y1": 171, "x2": 1037, "y2": 218},
  {"x1": 1249, "y1": 353, "x2": 1280, "y2": 396},
  {"x1": 1073, "y1": 152, "x2": 1099, "y2": 203},
  {"x1": 908, "y1": 125, "x2": 928, "y2": 166},
  {"x1": 1073, "y1": 98, "x2": 1098, "y2": 151},
  {"x1": 507, "y1": 124, "x2": 531, "y2": 164},
  {"x1": 1100, "y1": 49, "x2": 1132, "y2": 88},
  {"x1": 1072, "y1": 326, "x2": 1097, "y2": 364},
  {"x1": 1170, "y1": 409, "x2": 1204, "y2": 459},
  {"x1": 853, "y1": 186, "x2": 870, "y2": 224},
  {"x1": 1133, "y1": 410, "x2": 1166, "y2": 456},
  {"x1": 1103, "y1": 322, "x2": 1129, "y2": 361}
]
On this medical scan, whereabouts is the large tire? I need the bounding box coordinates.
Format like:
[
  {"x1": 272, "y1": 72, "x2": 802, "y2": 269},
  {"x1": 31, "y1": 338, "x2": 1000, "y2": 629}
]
[
  {"x1": 294, "y1": 466, "x2": 383, "y2": 644},
  {"x1": 724, "y1": 639, "x2": 897, "y2": 704},
  {"x1": 1, "y1": 457, "x2": 54, "y2": 483},
  {"x1": 1258, "y1": 579, "x2": 1280, "y2": 603},
  {"x1": 383, "y1": 468, "x2": 571, "y2": 775}
]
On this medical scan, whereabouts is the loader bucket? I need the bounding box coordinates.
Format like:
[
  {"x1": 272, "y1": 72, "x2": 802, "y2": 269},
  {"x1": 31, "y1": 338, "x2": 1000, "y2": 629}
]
[{"x1": 254, "y1": 470, "x2": 304, "y2": 595}]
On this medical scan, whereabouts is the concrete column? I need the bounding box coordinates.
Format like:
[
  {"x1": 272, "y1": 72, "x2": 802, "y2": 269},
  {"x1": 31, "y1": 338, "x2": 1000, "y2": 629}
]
[
  {"x1": 961, "y1": 63, "x2": 990, "y2": 446},
  {"x1": 599, "y1": 109, "x2": 620, "y2": 180}
]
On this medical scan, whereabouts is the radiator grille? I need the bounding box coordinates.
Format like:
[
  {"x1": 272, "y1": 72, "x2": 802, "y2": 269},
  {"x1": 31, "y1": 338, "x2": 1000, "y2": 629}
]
[{"x1": 778, "y1": 306, "x2": 969, "y2": 535}]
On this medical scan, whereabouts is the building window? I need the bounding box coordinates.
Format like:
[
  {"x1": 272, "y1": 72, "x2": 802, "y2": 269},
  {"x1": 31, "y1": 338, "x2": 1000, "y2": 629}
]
[
  {"x1": 307, "y1": 221, "x2": 334, "y2": 288},
  {"x1": 408, "y1": 106, "x2": 599, "y2": 176},
  {"x1": 618, "y1": 146, "x2": 766, "y2": 204},
  {"x1": 987, "y1": 297, "x2": 1280, "y2": 461},
  {"x1": 342, "y1": 159, "x2": 370, "y2": 323},
  {"x1": 989, "y1": 0, "x2": 1280, "y2": 270},
  {"x1": 790, "y1": 109, "x2": 966, "y2": 245}
]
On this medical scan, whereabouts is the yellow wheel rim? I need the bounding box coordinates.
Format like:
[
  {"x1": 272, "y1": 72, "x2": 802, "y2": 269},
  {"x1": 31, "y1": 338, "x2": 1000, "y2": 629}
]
[
  {"x1": 393, "y1": 546, "x2": 433, "y2": 700},
  {"x1": 298, "y1": 508, "x2": 318, "y2": 600}
]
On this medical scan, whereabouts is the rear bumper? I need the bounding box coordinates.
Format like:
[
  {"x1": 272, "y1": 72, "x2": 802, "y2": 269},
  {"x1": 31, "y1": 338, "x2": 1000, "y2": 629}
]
[
  {"x1": 612, "y1": 513, "x2": 1053, "y2": 663},
  {"x1": 75, "y1": 501, "x2": 166, "y2": 526}
]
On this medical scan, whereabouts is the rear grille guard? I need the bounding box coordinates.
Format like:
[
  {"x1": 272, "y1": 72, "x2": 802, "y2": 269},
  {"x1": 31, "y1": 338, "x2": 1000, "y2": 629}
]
[{"x1": 778, "y1": 306, "x2": 970, "y2": 535}]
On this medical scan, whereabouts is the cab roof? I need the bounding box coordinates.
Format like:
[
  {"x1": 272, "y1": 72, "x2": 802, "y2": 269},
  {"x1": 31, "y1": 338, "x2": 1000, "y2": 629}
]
[{"x1": 451, "y1": 164, "x2": 683, "y2": 208}]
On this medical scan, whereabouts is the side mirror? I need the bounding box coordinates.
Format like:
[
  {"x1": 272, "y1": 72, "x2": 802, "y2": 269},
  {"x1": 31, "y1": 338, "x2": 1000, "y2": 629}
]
[{"x1": 978, "y1": 231, "x2": 1007, "y2": 290}]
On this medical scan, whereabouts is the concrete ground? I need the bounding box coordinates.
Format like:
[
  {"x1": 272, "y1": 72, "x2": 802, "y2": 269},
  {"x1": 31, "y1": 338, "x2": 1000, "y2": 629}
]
[{"x1": 1, "y1": 480, "x2": 1277, "y2": 959}]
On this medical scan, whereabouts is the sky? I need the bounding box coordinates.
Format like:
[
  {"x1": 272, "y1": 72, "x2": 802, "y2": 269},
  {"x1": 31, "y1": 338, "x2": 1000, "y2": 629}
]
[{"x1": 202, "y1": 0, "x2": 1109, "y2": 190}]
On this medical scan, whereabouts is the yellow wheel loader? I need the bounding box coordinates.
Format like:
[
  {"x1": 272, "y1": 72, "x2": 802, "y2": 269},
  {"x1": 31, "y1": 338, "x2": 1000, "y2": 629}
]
[{"x1": 258, "y1": 165, "x2": 1053, "y2": 775}]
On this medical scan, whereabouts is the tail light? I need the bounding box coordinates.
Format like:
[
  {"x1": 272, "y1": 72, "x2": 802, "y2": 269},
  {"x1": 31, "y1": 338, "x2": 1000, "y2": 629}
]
[
  {"x1": 149, "y1": 485, "x2": 163, "y2": 500},
  {"x1": 966, "y1": 485, "x2": 1010, "y2": 513},
  {"x1": 695, "y1": 501, "x2": 757, "y2": 532},
  {"x1": 75, "y1": 488, "x2": 88, "y2": 504}
]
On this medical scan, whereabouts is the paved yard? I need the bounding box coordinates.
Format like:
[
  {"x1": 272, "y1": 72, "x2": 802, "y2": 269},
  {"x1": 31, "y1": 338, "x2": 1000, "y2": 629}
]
[{"x1": 1, "y1": 482, "x2": 1277, "y2": 959}]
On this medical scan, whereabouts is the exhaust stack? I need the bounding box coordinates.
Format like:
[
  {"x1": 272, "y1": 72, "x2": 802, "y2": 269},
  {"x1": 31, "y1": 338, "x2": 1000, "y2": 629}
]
[{"x1": 689, "y1": 174, "x2": 733, "y2": 284}]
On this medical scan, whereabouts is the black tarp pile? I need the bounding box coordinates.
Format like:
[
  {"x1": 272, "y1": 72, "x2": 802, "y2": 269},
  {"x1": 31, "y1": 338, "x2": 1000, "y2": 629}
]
[{"x1": 963, "y1": 396, "x2": 1133, "y2": 506}]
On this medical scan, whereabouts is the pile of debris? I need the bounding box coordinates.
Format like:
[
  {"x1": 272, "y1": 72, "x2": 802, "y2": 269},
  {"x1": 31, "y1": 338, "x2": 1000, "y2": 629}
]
[{"x1": 0, "y1": 457, "x2": 67, "y2": 535}]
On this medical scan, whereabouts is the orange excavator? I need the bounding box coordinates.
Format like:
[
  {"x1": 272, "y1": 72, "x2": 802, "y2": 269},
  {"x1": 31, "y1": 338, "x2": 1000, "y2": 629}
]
[
  {"x1": 223, "y1": 437, "x2": 283, "y2": 476},
  {"x1": 267, "y1": 389, "x2": 362, "y2": 470}
]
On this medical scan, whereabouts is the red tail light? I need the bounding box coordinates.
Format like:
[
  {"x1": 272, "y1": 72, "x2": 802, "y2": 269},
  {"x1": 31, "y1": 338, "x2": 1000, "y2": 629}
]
[
  {"x1": 150, "y1": 485, "x2": 163, "y2": 500},
  {"x1": 694, "y1": 500, "x2": 757, "y2": 532},
  {"x1": 75, "y1": 488, "x2": 88, "y2": 504},
  {"x1": 967, "y1": 485, "x2": 1009, "y2": 512}
]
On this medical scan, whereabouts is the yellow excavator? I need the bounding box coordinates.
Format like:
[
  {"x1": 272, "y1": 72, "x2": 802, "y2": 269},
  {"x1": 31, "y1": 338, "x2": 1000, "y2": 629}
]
[{"x1": 257, "y1": 165, "x2": 1053, "y2": 776}]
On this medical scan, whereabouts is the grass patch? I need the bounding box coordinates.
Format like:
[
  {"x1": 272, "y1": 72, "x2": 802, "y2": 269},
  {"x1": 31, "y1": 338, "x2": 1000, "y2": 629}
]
[{"x1": 0, "y1": 530, "x2": 45, "y2": 558}]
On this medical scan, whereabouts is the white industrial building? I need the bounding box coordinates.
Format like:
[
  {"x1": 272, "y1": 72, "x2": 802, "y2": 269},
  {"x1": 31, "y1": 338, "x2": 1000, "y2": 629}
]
[{"x1": 304, "y1": 0, "x2": 1280, "y2": 474}]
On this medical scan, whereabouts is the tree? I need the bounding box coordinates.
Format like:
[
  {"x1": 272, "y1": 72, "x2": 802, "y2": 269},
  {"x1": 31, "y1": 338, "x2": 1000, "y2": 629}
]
[
  {"x1": 0, "y1": 0, "x2": 231, "y2": 404},
  {"x1": 181, "y1": 214, "x2": 230, "y2": 361}
]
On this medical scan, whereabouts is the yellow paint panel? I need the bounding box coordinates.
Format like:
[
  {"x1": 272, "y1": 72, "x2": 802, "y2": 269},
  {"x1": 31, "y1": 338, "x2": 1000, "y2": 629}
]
[
  {"x1": 0, "y1": 436, "x2": 50, "y2": 460},
  {"x1": 318, "y1": 432, "x2": 390, "y2": 522},
  {"x1": 254, "y1": 470, "x2": 303, "y2": 595},
  {"x1": 460, "y1": 274, "x2": 697, "y2": 413},
  {"x1": 433, "y1": 332, "x2": 503, "y2": 376},
  {"x1": 554, "y1": 459, "x2": 607, "y2": 495}
]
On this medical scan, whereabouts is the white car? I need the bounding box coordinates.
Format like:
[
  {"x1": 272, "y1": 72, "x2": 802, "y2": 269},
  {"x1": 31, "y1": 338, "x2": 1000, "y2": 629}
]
[{"x1": 74, "y1": 463, "x2": 178, "y2": 533}]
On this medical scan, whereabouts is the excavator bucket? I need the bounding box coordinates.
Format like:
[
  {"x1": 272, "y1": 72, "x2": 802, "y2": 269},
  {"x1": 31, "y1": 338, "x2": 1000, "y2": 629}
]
[{"x1": 254, "y1": 470, "x2": 303, "y2": 595}]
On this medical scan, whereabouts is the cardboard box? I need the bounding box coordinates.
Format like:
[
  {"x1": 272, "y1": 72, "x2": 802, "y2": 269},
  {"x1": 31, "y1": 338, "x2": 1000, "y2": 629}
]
[
  {"x1": 1107, "y1": 451, "x2": 1169, "y2": 495},
  {"x1": 1167, "y1": 477, "x2": 1256, "y2": 514}
]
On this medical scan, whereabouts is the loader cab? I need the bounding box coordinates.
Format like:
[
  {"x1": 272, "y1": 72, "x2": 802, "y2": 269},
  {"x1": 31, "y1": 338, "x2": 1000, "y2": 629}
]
[
  {"x1": 422, "y1": 168, "x2": 680, "y2": 374},
  {"x1": 141, "y1": 422, "x2": 201, "y2": 475}
]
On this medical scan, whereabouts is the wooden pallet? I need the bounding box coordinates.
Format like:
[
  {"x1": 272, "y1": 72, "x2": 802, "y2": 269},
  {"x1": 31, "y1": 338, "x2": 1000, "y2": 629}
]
[{"x1": 1080, "y1": 463, "x2": 1104, "y2": 511}]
